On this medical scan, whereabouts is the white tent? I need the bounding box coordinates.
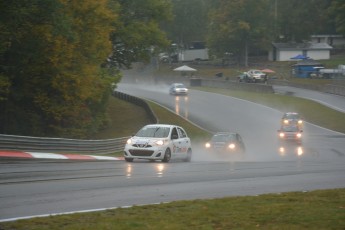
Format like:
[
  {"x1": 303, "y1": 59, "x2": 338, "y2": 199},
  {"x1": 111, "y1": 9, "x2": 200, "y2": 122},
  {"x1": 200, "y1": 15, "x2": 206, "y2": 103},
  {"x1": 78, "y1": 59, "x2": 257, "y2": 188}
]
[{"x1": 173, "y1": 65, "x2": 197, "y2": 72}]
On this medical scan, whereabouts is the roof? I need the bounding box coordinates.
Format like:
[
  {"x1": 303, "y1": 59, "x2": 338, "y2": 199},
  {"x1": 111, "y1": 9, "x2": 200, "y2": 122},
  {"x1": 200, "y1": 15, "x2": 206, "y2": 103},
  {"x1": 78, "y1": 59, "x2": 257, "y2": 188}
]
[
  {"x1": 292, "y1": 59, "x2": 322, "y2": 66},
  {"x1": 272, "y1": 42, "x2": 332, "y2": 50},
  {"x1": 143, "y1": 124, "x2": 181, "y2": 129},
  {"x1": 213, "y1": 132, "x2": 237, "y2": 136},
  {"x1": 311, "y1": 34, "x2": 344, "y2": 38}
]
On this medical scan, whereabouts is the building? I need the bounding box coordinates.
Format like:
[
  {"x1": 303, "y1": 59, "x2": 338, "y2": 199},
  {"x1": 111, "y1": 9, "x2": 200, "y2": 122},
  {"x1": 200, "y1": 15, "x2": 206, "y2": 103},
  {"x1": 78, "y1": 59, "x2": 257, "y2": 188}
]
[
  {"x1": 310, "y1": 34, "x2": 345, "y2": 50},
  {"x1": 269, "y1": 42, "x2": 332, "y2": 61}
]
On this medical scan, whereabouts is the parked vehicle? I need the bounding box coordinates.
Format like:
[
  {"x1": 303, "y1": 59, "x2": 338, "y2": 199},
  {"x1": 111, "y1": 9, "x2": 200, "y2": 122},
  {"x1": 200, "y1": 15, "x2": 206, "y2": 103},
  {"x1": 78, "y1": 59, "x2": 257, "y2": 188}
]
[
  {"x1": 245, "y1": 69, "x2": 267, "y2": 83},
  {"x1": 124, "y1": 124, "x2": 192, "y2": 162},
  {"x1": 237, "y1": 73, "x2": 250, "y2": 82}
]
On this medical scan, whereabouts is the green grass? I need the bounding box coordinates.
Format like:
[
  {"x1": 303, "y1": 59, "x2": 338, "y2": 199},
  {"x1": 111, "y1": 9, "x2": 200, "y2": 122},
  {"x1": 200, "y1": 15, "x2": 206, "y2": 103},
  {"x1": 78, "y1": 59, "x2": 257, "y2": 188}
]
[
  {"x1": 91, "y1": 96, "x2": 152, "y2": 139},
  {"x1": 1, "y1": 188, "x2": 344, "y2": 229},
  {"x1": 147, "y1": 101, "x2": 211, "y2": 141}
]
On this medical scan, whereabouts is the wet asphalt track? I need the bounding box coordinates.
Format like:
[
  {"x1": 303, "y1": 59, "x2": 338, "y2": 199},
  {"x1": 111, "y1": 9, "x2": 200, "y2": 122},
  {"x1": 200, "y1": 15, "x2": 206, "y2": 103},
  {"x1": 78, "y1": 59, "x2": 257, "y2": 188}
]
[{"x1": 0, "y1": 82, "x2": 344, "y2": 221}]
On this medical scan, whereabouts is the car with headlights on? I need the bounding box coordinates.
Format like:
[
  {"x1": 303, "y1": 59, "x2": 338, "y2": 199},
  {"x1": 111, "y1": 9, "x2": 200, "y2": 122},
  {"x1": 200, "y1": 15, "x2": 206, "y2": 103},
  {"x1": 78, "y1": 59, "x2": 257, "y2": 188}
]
[
  {"x1": 281, "y1": 112, "x2": 303, "y2": 129},
  {"x1": 124, "y1": 124, "x2": 192, "y2": 163},
  {"x1": 169, "y1": 83, "x2": 188, "y2": 95},
  {"x1": 205, "y1": 132, "x2": 245, "y2": 154},
  {"x1": 278, "y1": 125, "x2": 303, "y2": 144}
]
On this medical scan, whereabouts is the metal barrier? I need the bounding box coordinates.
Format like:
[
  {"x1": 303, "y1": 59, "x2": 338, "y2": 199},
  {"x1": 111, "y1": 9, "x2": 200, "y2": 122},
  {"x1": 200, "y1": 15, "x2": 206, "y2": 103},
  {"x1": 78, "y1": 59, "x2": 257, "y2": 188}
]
[{"x1": 0, "y1": 134, "x2": 129, "y2": 154}]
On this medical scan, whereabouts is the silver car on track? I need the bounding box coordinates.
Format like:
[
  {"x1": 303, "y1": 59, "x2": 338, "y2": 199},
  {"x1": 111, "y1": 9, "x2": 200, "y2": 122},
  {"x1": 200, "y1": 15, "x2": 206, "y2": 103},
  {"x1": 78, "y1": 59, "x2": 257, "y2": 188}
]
[
  {"x1": 124, "y1": 124, "x2": 192, "y2": 162},
  {"x1": 169, "y1": 83, "x2": 188, "y2": 95}
]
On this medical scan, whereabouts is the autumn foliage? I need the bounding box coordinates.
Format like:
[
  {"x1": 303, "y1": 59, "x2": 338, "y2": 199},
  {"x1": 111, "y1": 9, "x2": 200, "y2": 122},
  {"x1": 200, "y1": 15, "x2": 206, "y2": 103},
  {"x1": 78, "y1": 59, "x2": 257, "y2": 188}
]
[{"x1": 0, "y1": 0, "x2": 170, "y2": 138}]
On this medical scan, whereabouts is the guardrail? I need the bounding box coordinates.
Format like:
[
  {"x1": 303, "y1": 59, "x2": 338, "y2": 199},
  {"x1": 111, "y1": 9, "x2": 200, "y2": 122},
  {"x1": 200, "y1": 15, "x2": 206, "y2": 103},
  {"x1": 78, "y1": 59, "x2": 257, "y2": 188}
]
[
  {"x1": 0, "y1": 134, "x2": 129, "y2": 154},
  {"x1": 0, "y1": 91, "x2": 156, "y2": 155}
]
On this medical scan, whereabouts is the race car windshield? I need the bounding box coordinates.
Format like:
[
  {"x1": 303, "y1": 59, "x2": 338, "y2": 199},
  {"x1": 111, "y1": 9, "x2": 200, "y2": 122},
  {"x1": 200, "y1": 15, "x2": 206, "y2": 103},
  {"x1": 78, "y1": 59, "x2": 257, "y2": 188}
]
[
  {"x1": 282, "y1": 126, "x2": 299, "y2": 132},
  {"x1": 284, "y1": 114, "x2": 300, "y2": 119},
  {"x1": 211, "y1": 134, "x2": 236, "y2": 142},
  {"x1": 136, "y1": 127, "x2": 170, "y2": 138}
]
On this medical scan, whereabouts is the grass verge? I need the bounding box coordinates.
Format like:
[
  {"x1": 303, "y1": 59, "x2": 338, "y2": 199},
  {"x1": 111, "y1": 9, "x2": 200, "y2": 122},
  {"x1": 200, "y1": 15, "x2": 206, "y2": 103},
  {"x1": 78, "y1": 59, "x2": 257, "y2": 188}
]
[{"x1": 1, "y1": 188, "x2": 344, "y2": 229}]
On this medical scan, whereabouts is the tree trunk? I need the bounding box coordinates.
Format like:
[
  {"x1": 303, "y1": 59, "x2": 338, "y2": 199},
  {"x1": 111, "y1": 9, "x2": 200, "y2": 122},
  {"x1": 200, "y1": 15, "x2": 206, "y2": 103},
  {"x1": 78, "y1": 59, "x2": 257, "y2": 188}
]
[{"x1": 244, "y1": 39, "x2": 248, "y2": 67}]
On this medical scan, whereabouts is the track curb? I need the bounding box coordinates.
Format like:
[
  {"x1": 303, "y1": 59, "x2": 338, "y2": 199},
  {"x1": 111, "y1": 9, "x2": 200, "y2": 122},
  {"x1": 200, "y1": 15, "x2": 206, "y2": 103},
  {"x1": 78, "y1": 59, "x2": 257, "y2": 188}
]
[{"x1": 0, "y1": 150, "x2": 123, "y2": 161}]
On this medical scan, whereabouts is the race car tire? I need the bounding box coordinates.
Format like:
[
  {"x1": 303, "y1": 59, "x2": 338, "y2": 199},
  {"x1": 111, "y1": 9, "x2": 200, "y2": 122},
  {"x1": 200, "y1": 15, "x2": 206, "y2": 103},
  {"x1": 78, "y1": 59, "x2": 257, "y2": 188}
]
[
  {"x1": 162, "y1": 148, "x2": 171, "y2": 163},
  {"x1": 125, "y1": 158, "x2": 133, "y2": 162},
  {"x1": 185, "y1": 149, "x2": 192, "y2": 162}
]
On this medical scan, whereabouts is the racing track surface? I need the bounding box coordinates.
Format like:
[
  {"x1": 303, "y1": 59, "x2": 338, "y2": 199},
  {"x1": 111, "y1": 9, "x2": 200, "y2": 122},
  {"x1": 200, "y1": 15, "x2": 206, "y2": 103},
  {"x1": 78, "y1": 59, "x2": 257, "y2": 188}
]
[{"x1": 1, "y1": 82, "x2": 345, "y2": 221}]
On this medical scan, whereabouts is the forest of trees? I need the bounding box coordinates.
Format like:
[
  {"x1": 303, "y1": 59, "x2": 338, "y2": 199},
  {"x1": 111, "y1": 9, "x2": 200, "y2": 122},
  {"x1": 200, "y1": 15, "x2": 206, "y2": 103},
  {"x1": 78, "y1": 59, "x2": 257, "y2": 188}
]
[
  {"x1": 164, "y1": 0, "x2": 344, "y2": 66},
  {"x1": 0, "y1": 0, "x2": 171, "y2": 138},
  {"x1": 0, "y1": 0, "x2": 344, "y2": 138}
]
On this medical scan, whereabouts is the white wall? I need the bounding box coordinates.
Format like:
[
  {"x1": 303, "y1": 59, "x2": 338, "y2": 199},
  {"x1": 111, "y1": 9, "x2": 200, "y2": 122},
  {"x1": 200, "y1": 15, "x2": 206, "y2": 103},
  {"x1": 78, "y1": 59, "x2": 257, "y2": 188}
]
[
  {"x1": 179, "y1": 49, "x2": 209, "y2": 61},
  {"x1": 271, "y1": 50, "x2": 330, "y2": 61},
  {"x1": 307, "y1": 50, "x2": 330, "y2": 60},
  {"x1": 279, "y1": 51, "x2": 302, "y2": 61}
]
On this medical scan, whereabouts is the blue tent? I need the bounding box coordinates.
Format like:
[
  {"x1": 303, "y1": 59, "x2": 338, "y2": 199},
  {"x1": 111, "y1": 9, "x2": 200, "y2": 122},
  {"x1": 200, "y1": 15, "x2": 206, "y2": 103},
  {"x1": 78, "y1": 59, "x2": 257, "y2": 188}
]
[{"x1": 290, "y1": 54, "x2": 310, "y2": 60}]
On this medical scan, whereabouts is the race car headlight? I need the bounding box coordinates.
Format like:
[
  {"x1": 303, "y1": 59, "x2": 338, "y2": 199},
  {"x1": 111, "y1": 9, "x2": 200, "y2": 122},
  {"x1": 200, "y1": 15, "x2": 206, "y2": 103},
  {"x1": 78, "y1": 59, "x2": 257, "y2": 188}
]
[
  {"x1": 155, "y1": 140, "x2": 165, "y2": 146},
  {"x1": 126, "y1": 139, "x2": 132, "y2": 145},
  {"x1": 283, "y1": 120, "x2": 289, "y2": 124},
  {"x1": 279, "y1": 133, "x2": 285, "y2": 138},
  {"x1": 298, "y1": 120, "x2": 303, "y2": 124},
  {"x1": 205, "y1": 142, "x2": 211, "y2": 148},
  {"x1": 228, "y1": 143, "x2": 235, "y2": 149},
  {"x1": 296, "y1": 133, "x2": 302, "y2": 138}
]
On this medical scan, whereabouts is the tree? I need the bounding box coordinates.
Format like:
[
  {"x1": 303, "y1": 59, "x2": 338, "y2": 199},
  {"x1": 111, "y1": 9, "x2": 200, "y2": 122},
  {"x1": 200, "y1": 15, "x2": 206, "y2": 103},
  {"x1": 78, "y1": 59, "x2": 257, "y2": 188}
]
[
  {"x1": 328, "y1": 0, "x2": 345, "y2": 36},
  {"x1": 0, "y1": 0, "x2": 117, "y2": 138},
  {"x1": 107, "y1": 0, "x2": 173, "y2": 69},
  {"x1": 161, "y1": 0, "x2": 211, "y2": 48},
  {"x1": 275, "y1": 0, "x2": 334, "y2": 42},
  {"x1": 207, "y1": 0, "x2": 272, "y2": 66},
  {"x1": 0, "y1": 0, "x2": 173, "y2": 138}
]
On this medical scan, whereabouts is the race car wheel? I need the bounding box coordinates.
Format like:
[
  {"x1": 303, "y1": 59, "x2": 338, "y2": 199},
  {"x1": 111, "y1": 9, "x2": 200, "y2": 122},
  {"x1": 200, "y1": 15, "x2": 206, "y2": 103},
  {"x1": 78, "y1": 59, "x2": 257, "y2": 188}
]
[
  {"x1": 185, "y1": 149, "x2": 192, "y2": 162},
  {"x1": 162, "y1": 148, "x2": 171, "y2": 163},
  {"x1": 125, "y1": 158, "x2": 133, "y2": 162}
]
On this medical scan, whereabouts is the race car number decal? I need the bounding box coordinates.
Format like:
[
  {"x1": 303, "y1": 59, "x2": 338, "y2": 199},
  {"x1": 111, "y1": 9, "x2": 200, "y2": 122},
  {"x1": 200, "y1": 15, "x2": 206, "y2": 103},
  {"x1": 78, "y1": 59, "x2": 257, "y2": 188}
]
[{"x1": 173, "y1": 146, "x2": 187, "y2": 153}]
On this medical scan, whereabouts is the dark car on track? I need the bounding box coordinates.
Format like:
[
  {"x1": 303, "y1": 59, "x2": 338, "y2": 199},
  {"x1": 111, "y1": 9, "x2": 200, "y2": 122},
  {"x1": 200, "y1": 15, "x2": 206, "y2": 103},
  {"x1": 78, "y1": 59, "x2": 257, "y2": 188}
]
[
  {"x1": 205, "y1": 132, "x2": 245, "y2": 154},
  {"x1": 281, "y1": 112, "x2": 303, "y2": 129},
  {"x1": 278, "y1": 125, "x2": 303, "y2": 144}
]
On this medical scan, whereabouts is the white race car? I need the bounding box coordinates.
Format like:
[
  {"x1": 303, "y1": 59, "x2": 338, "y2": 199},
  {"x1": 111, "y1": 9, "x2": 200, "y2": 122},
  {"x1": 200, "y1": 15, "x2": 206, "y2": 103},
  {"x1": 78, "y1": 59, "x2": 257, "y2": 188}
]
[
  {"x1": 124, "y1": 124, "x2": 192, "y2": 162},
  {"x1": 169, "y1": 83, "x2": 188, "y2": 95}
]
